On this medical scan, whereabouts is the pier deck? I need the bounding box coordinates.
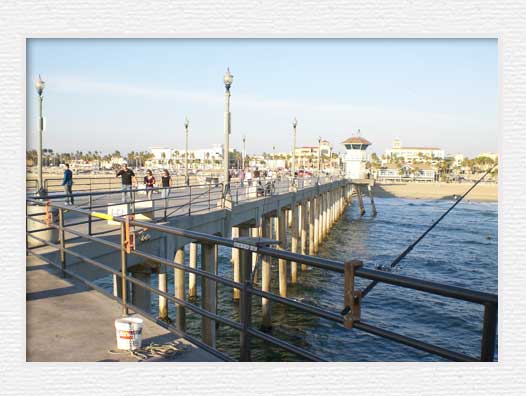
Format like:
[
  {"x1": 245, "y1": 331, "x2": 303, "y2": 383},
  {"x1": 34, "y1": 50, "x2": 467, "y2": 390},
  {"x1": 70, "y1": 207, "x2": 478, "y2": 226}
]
[{"x1": 26, "y1": 254, "x2": 220, "y2": 362}]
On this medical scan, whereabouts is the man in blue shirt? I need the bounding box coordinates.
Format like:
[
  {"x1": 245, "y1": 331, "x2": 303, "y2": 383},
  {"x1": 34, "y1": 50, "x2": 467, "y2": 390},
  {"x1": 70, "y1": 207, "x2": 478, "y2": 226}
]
[{"x1": 61, "y1": 163, "x2": 74, "y2": 205}]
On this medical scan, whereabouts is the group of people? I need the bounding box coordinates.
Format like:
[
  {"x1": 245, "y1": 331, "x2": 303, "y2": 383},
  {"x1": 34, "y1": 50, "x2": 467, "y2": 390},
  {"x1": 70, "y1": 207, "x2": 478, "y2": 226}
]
[
  {"x1": 237, "y1": 167, "x2": 278, "y2": 187},
  {"x1": 59, "y1": 163, "x2": 174, "y2": 205},
  {"x1": 115, "y1": 163, "x2": 173, "y2": 203}
]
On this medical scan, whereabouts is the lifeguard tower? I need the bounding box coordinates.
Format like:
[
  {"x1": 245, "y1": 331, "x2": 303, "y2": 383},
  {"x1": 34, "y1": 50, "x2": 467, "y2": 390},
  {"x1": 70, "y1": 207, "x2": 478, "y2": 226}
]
[{"x1": 342, "y1": 133, "x2": 372, "y2": 180}]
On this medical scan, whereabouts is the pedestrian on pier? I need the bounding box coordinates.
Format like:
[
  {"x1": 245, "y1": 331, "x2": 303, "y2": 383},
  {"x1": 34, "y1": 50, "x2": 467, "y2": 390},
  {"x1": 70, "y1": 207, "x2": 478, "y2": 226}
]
[
  {"x1": 144, "y1": 169, "x2": 156, "y2": 200},
  {"x1": 116, "y1": 163, "x2": 136, "y2": 203},
  {"x1": 61, "y1": 163, "x2": 74, "y2": 205},
  {"x1": 160, "y1": 169, "x2": 171, "y2": 199},
  {"x1": 239, "y1": 168, "x2": 245, "y2": 187}
]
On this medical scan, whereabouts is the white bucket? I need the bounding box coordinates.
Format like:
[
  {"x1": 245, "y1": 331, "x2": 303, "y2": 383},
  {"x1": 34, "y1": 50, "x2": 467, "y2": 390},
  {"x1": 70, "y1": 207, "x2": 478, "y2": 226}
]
[{"x1": 115, "y1": 317, "x2": 144, "y2": 350}]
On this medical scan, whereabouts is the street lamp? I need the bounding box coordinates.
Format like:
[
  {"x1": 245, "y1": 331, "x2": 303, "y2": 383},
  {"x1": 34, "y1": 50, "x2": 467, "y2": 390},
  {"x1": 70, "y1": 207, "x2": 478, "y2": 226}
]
[
  {"x1": 184, "y1": 116, "x2": 190, "y2": 186},
  {"x1": 291, "y1": 117, "x2": 298, "y2": 186},
  {"x1": 317, "y1": 136, "x2": 322, "y2": 183},
  {"x1": 35, "y1": 75, "x2": 46, "y2": 197},
  {"x1": 242, "y1": 134, "x2": 246, "y2": 169},
  {"x1": 222, "y1": 67, "x2": 233, "y2": 208}
]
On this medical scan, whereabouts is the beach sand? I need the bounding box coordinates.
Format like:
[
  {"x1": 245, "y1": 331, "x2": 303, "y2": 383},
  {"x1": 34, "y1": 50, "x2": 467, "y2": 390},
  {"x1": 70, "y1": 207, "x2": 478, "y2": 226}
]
[{"x1": 372, "y1": 182, "x2": 498, "y2": 202}]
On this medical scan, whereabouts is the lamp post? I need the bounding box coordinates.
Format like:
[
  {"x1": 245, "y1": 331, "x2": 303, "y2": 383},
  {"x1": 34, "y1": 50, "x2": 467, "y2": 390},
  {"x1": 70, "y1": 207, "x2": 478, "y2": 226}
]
[
  {"x1": 291, "y1": 117, "x2": 298, "y2": 186},
  {"x1": 242, "y1": 134, "x2": 246, "y2": 169},
  {"x1": 184, "y1": 117, "x2": 190, "y2": 186},
  {"x1": 222, "y1": 68, "x2": 233, "y2": 208},
  {"x1": 317, "y1": 136, "x2": 322, "y2": 183},
  {"x1": 35, "y1": 75, "x2": 46, "y2": 196}
]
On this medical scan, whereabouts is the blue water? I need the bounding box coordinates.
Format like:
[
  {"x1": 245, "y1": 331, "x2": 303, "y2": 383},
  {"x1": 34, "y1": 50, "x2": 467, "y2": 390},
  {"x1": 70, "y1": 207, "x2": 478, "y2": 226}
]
[{"x1": 98, "y1": 197, "x2": 498, "y2": 361}]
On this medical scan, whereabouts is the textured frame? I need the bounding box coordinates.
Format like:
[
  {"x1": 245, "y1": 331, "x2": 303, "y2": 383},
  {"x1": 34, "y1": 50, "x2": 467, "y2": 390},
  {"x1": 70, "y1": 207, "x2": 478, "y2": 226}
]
[{"x1": 2, "y1": 0, "x2": 524, "y2": 394}]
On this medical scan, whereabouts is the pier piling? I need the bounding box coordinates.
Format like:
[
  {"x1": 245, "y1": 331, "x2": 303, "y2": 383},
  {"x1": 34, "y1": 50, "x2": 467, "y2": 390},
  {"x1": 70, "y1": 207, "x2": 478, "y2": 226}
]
[
  {"x1": 189, "y1": 242, "x2": 198, "y2": 298},
  {"x1": 174, "y1": 248, "x2": 186, "y2": 332},
  {"x1": 201, "y1": 242, "x2": 217, "y2": 347},
  {"x1": 277, "y1": 208, "x2": 288, "y2": 297}
]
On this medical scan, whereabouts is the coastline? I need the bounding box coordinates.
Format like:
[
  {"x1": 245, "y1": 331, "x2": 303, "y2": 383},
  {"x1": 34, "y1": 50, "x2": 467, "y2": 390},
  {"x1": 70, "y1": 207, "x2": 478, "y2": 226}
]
[{"x1": 372, "y1": 182, "x2": 498, "y2": 202}]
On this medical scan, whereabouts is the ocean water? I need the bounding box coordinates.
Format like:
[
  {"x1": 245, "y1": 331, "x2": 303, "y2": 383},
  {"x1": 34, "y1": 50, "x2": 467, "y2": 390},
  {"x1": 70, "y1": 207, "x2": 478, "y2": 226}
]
[{"x1": 98, "y1": 197, "x2": 498, "y2": 361}]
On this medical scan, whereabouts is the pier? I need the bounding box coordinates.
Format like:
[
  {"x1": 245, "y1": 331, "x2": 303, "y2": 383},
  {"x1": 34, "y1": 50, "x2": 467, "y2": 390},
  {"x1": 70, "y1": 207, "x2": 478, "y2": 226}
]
[{"x1": 26, "y1": 176, "x2": 497, "y2": 362}]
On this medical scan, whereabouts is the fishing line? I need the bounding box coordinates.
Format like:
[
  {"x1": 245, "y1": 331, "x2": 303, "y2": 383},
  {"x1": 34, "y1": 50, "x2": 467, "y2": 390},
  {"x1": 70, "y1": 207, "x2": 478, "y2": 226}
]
[{"x1": 361, "y1": 164, "x2": 497, "y2": 298}]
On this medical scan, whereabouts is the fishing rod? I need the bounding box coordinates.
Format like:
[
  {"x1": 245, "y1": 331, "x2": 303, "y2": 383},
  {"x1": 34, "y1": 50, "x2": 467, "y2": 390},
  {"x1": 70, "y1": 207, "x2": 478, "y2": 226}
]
[{"x1": 360, "y1": 163, "x2": 497, "y2": 298}]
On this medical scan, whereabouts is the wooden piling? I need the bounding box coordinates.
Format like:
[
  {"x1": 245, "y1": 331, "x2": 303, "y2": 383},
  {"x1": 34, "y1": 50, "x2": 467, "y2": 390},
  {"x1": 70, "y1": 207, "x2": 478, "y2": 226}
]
[
  {"x1": 158, "y1": 270, "x2": 168, "y2": 320},
  {"x1": 260, "y1": 216, "x2": 272, "y2": 330},
  {"x1": 368, "y1": 184, "x2": 377, "y2": 216},
  {"x1": 251, "y1": 226, "x2": 259, "y2": 284},
  {"x1": 290, "y1": 203, "x2": 299, "y2": 284},
  {"x1": 201, "y1": 243, "x2": 217, "y2": 347},
  {"x1": 300, "y1": 201, "x2": 308, "y2": 271},
  {"x1": 314, "y1": 195, "x2": 320, "y2": 252},
  {"x1": 231, "y1": 227, "x2": 240, "y2": 300},
  {"x1": 189, "y1": 242, "x2": 198, "y2": 298},
  {"x1": 174, "y1": 247, "x2": 186, "y2": 332},
  {"x1": 309, "y1": 198, "x2": 315, "y2": 255},
  {"x1": 276, "y1": 208, "x2": 288, "y2": 297},
  {"x1": 356, "y1": 185, "x2": 365, "y2": 216}
]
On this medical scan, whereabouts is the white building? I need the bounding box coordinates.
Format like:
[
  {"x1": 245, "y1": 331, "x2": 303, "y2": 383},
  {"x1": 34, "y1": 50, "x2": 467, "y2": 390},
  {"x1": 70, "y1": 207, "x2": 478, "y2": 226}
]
[
  {"x1": 342, "y1": 136, "x2": 372, "y2": 179},
  {"x1": 385, "y1": 139, "x2": 444, "y2": 164},
  {"x1": 453, "y1": 154, "x2": 465, "y2": 167}
]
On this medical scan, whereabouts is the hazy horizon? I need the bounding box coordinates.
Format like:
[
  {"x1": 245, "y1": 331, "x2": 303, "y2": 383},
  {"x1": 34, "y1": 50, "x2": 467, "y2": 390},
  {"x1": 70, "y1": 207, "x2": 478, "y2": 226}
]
[{"x1": 26, "y1": 38, "x2": 498, "y2": 158}]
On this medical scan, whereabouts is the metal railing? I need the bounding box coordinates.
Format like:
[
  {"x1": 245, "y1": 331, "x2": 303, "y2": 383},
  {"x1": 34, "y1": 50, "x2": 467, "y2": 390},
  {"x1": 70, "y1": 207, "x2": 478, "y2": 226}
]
[{"x1": 26, "y1": 198, "x2": 498, "y2": 362}]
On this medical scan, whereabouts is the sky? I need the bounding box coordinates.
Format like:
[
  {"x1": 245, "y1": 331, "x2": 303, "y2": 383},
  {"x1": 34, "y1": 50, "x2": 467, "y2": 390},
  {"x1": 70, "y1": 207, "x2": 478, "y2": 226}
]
[{"x1": 26, "y1": 38, "x2": 498, "y2": 157}]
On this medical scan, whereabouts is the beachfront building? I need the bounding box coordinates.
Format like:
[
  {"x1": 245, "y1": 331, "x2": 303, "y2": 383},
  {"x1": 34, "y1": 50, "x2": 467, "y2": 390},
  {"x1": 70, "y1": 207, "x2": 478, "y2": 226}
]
[
  {"x1": 384, "y1": 139, "x2": 445, "y2": 164},
  {"x1": 342, "y1": 135, "x2": 372, "y2": 179},
  {"x1": 377, "y1": 163, "x2": 436, "y2": 182},
  {"x1": 149, "y1": 145, "x2": 224, "y2": 170},
  {"x1": 293, "y1": 139, "x2": 340, "y2": 170}
]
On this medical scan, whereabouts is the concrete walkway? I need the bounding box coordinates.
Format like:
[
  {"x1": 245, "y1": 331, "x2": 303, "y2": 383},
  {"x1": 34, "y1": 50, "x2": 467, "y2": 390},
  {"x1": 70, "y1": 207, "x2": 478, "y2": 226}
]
[{"x1": 26, "y1": 255, "x2": 221, "y2": 362}]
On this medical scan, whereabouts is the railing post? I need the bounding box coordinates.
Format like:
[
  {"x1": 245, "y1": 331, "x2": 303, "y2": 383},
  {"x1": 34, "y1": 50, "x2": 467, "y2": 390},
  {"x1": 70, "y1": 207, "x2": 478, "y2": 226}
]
[
  {"x1": 201, "y1": 242, "x2": 217, "y2": 347},
  {"x1": 88, "y1": 194, "x2": 93, "y2": 235},
  {"x1": 343, "y1": 260, "x2": 363, "y2": 329},
  {"x1": 480, "y1": 302, "x2": 498, "y2": 361},
  {"x1": 189, "y1": 186, "x2": 192, "y2": 216},
  {"x1": 120, "y1": 222, "x2": 128, "y2": 316},
  {"x1": 58, "y1": 207, "x2": 66, "y2": 278},
  {"x1": 239, "y1": 247, "x2": 253, "y2": 361}
]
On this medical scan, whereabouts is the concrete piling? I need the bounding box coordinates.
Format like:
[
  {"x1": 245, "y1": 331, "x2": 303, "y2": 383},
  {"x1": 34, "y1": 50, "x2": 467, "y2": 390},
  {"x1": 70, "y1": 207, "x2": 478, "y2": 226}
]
[
  {"x1": 231, "y1": 227, "x2": 240, "y2": 300},
  {"x1": 158, "y1": 270, "x2": 168, "y2": 320},
  {"x1": 189, "y1": 242, "x2": 198, "y2": 298},
  {"x1": 368, "y1": 184, "x2": 377, "y2": 216},
  {"x1": 300, "y1": 201, "x2": 308, "y2": 271},
  {"x1": 174, "y1": 248, "x2": 186, "y2": 332},
  {"x1": 276, "y1": 208, "x2": 288, "y2": 297},
  {"x1": 260, "y1": 216, "x2": 272, "y2": 330},
  {"x1": 290, "y1": 203, "x2": 299, "y2": 284},
  {"x1": 309, "y1": 198, "x2": 315, "y2": 255}
]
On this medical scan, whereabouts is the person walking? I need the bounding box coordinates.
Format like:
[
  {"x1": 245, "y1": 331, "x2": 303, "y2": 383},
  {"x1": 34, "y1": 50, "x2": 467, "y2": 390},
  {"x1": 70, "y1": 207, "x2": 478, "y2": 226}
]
[
  {"x1": 116, "y1": 163, "x2": 136, "y2": 203},
  {"x1": 160, "y1": 169, "x2": 171, "y2": 200},
  {"x1": 143, "y1": 169, "x2": 156, "y2": 200},
  {"x1": 61, "y1": 163, "x2": 74, "y2": 205},
  {"x1": 239, "y1": 168, "x2": 245, "y2": 187}
]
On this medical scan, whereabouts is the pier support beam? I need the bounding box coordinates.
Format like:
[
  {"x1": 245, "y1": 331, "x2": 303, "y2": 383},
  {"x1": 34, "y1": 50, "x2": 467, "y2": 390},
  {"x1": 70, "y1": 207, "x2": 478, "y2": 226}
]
[
  {"x1": 260, "y1": 216, "x2": 272, "y2": 330},
  {"x1": 355, "y1": 185, "x2": 365, "y2": 216},
  {"x1": 314, "y1": 196, "x2": 320, "y2": 253},
  {"x1": 276, "y1": 208, "x2": 288, "y2": 297},
  {"x1": 174, "y1": 247, "x2": 186, "y2": 332},
  {"x1": 309, "y1": 198, "x2": 315, "y2": 255},
  {"x1": 251, "y1": 226, "x2": 259, "y2": 284},
  {"x1": 368, "y1": 184, "x2": 377, "y2": 216},
  {"x1": 158, "y1": 268, "x2": 168, "y2": 320},
  {"x1": 300, "y1": 201, "x2": 308, "y2": 271},
  {"x1": 201, "y1": 242, "x2": 217, "y2": 347},
  {"x1": 231, "y1": 227, "x2": 240, "y2": 300},
  {"x1": 290, "y1": 203, "x2": 299, "y2": 284},
  {"x1": 189, "y1": 242, "x2": 198, "y2": 298}
]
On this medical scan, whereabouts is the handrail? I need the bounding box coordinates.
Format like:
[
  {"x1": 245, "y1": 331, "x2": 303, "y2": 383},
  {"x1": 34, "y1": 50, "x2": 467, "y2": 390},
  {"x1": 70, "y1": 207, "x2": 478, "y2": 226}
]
[{"x1": 25, "y1": 193, "x2": 497, "y2": 362}]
